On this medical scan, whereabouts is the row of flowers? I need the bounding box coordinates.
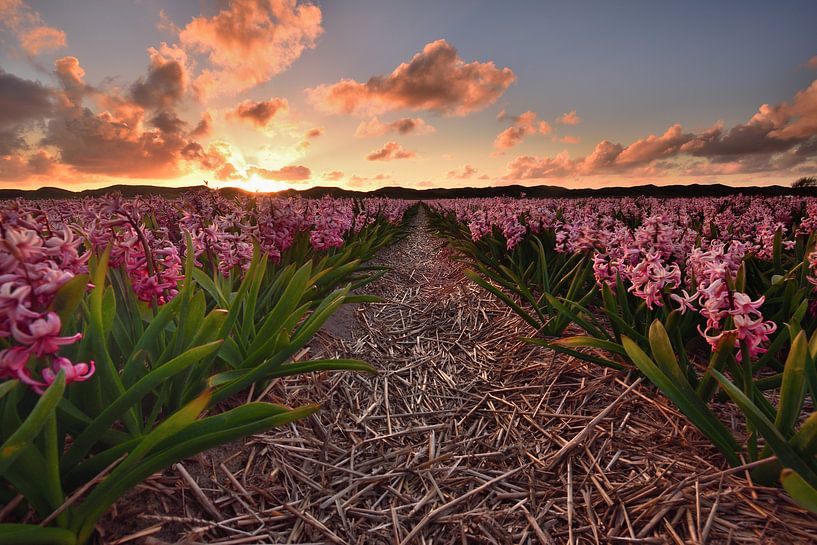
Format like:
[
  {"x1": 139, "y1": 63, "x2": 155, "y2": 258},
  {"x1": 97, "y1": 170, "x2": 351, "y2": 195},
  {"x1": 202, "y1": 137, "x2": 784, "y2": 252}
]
[
  {"x1": 428, "y1": 195, "x2": 817, "y2": 514},
  {"x1": 0, "y1": 190, "x2": 411, "y2": 544},
  {"x1": 429, "y1": 196, "x2": 814, "y2": 361},
  {"x1": 1, "y1": 191, "x2": 410, "y2": 394}
]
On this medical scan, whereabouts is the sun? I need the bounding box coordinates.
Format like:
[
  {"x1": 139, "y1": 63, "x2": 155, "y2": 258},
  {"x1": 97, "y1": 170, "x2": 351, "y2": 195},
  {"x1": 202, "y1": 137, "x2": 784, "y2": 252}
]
[{"x1": 247, "y1": 173, "x2": 292, "y2": 194}]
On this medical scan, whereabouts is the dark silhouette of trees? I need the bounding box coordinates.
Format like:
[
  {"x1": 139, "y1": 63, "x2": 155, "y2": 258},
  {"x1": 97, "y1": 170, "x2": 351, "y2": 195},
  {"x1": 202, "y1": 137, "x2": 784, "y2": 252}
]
[{"x1": 792, "y1": 176, "x2": 817, "y2": 188}]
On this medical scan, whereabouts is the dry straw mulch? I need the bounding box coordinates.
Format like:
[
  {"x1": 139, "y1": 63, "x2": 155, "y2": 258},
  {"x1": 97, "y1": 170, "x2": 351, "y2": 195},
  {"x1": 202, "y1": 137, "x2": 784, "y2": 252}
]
[{"x1": 106, "y1": 211, "x2": 817, "y2": 545}]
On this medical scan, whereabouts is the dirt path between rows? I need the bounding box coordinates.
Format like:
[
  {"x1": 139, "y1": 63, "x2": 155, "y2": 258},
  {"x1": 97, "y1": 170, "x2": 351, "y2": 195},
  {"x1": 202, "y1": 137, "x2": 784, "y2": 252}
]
[{"x1": 109, "y1": 210, "x2": 817, "y2": 545}]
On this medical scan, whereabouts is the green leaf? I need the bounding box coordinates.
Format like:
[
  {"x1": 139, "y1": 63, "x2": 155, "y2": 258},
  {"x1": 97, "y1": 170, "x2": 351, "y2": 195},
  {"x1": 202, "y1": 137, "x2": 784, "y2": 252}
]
[
  {"x1": 0, "y1": 380, "x2": 17, "y2": 401},
  {"x1": 793, "y1": 412, "x2": 817, "y2": 456},
  {"x1": 623, "y1": 337, "x2": 741, "y2": 465},
  {"x1": 776, "y1": 331, "x2": 808, "y2": 437},
  {"x1": 62, "y1": 341, "x2": 222, "y2": 469},
  {"x1": 49, "y1": 273, "x2": 90, "y2": 325},
  {"x1": 549, "y1": 336, "x2": 626, "y2": 356},
  {"x1": 648, "y1": 320, "x2": 688, "y2": 388},
  {"x1": 72, "y1": 390, "x2": 212, "y2": 542},
  {"x1": 0, "y1": 524, "x2": 77, "y2": 545},
  {"x1": 713, "y1": 369, "x2": 817, "y2": 481},
  {"x1": 781, "y1": 468, "x2": 817, "y2": 513},
  {"x1": 0, "y1": 371, "x2": 65, "y2": 479}
]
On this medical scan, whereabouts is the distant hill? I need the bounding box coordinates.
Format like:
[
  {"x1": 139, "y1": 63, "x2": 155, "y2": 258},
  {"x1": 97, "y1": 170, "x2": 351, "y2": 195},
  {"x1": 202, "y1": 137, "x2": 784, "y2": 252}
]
[{"x1": 3, "y1": 182, "x2": 817, "y2": 201}]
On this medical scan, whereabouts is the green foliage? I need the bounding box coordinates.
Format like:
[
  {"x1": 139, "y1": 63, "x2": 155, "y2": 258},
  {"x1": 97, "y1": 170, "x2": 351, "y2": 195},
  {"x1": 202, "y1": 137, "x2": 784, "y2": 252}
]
[{"x1": 0, "y1": 213, "x2": 409, "y2": 543}]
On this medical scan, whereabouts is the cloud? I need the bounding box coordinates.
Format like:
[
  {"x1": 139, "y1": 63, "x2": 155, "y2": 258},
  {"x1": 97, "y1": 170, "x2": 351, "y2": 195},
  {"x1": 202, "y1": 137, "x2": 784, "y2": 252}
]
[
  {"x1": 178, "y1": 0, "x2": 323, "y2": 97},
  {"x1": 347, "y1": 173, "x2": 391, "y2": 187},
  {"x1": 0, "y1": 150, "x2": 59, "y2": 181},
  {"x1": 505, "y1": 78, "x2": 817, "y2": 180},
  {"x1": 19, "y1": 25, "x2": 65, "y2": 54},
  {"x1": 228, "y1": 98, "x2": 289, "y2": 127},
  {"x1": 322, "y1": 170, "x2": 343, "y2": 181},
  {"x1": 296, "y1": 126, "x2": 324, "y2": 151},
  {"x1": 307, "y1": 39, "x2": 515, "y2": 116},
  {"x1": 447, "y1": 164, "x2": 477, "y2": 179},
  {"x1": 43, "y1": 56, "x2": 207, "y2": 178},
  {"x1": 557, "y1": 110, "x2": 582, "y2": 125},
  {"x1": 355, "y1": 116, "x2": 436, "y2": 137},
  {"x1": 130, "y1": 43, "x2": 190, "y2": 109},
  {"x1": 557, "y1": 135, "x2": 581, "y2": 144},
  {"x1": 190, "y1": 112, "x2": 213, "y2": 138},
  {"x1": 182, "y1": 141, "x2": 243, "y2": 181},
  {"x1": 248, "y1": 164, "x2": 311, "y2": 182},
  {"x1": 366, "y1": 141, "x2": 416, "y2": 161},
  {"x1": 494, "y1": 111, "x2": 551, "y2": 149},
  {"x1": 54, "y1": 56, "x2": 89, "y2": 106},
  {"x1": 304, "y1": 127, "x2": 324, "y2": 139},
  {"x1": 807, "y1": 56, "x2": 817, "y2": 70},
  {"x1": 0, "y1": 68, "x2": 53, "y2": 132},
  {"x1": 0, "y1": 0, "x2": 66, "y2": 55},
  {"x1": 615, "y1": 124, "x2": 693, "y2": 166},
  {"x1": 0, "y1": 68, "x2": 53, "y2": 155}
]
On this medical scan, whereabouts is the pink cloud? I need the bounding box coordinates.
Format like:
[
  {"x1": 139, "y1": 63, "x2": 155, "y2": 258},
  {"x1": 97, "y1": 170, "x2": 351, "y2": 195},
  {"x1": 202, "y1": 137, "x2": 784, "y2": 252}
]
[
  {"x1": 178, "y1": 0, "x2": 323, "y2": 97},
  {"x1": 558, "y1": 110, "x2": 582, "y2": 125},
  {"x1": 807, "y1": 56, "x2": 817, "y2": 70},
  {"x1": 366, "y1": 141, "x2": 416, "y2": 161},
  {"x1": 504, "y1": 77, "x2": 817, "y2": 180},
  {"x1": 355, "y1": 116, "x2": 436, "y2": 137},
  {"x1": 322, "y1": 170, "x2": 343, "y2": 181},
  {"x1": 308, "y1": 39, "x2": 516, "y2": 116},
  {"x1": 557, "y1": 135, "x2": 581, "y2": 144},
  {"x1": 494, "y1": 111, "x2": 551, "y2": 149}
]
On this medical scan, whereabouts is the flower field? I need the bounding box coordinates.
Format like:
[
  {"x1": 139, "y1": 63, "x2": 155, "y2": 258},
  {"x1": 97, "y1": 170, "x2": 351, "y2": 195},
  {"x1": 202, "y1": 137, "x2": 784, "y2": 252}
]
[
  {"x1": 5, "y1": 190, "x2": 817, "y2": 543},
  {"x1": 428, "y1": 195, "x2": 817, "y2": 515},
  {"x1": 0, "y1": 191, "x2": 411, "y2": 544}
]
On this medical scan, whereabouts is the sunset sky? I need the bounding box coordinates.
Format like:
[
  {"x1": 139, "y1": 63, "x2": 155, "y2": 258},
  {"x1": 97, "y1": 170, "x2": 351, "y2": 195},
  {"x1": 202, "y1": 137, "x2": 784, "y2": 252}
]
[{"x1": 1, "y1": 0, "x2": 817, "y2": 192}]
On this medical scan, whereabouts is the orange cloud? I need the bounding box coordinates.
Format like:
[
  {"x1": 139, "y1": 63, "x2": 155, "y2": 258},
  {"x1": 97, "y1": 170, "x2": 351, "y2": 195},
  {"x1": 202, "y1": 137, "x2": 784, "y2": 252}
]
[
  {"x1": 366, "y1": 141, "x2": 416, "y2": 161},
  {"x1": 19, "y1": 25, "x2": 65, "y2": 54},
  {"x1": 0, "y1": 1, "x2": 66, "y2": 55},
  {"x1": 178, "y1": 0, "x2": 323, "y2": 97},
  {"x1": 447, "y1": 164, "x2": 477, "y2": 179},
  {"x1": 248, "y1": 164, "x2": 311, "y2": 182},
  {"x1": 347, "y1": 173, "x2": 391, "y2": 187},
  {"x1": 558, "y1": 110, "x2": 582, "y2": 125},
  {"x1": 494, "y1": 111, "x2": 551, "y2": 149},
  {"x1": 355, "y1": 116, "x2": 436, "y2": 137},
  {"x1": 308, "y1": 39, "x2": 515, "y2": 116},
  {"x1": 322, "y1": 170, "x2": 343, "y2": 181},
  {"x1": 190, "y1": 112, "x2": 213, "y2": 138},
  {"x1": 807, "y1": 56, "x2": 817, "y2": 70},
  {"x1": 43, "y1": 56, "x2": 213, "y2": 179},
  {"x1": 557, "y1": 135, "x2": 581, "y2": 144},
  {"x1": 228, "y1": 97, "x2": 289, "y2": 127},
  {"x1": 183, "y1": 141, "x2": 243, "y2": 181}
]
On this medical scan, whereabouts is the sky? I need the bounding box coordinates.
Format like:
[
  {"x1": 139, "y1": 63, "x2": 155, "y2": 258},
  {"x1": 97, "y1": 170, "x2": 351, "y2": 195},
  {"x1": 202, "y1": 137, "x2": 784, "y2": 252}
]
[{"x1": 1, "y1": 0, "x2": 817, "y2": 192}]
